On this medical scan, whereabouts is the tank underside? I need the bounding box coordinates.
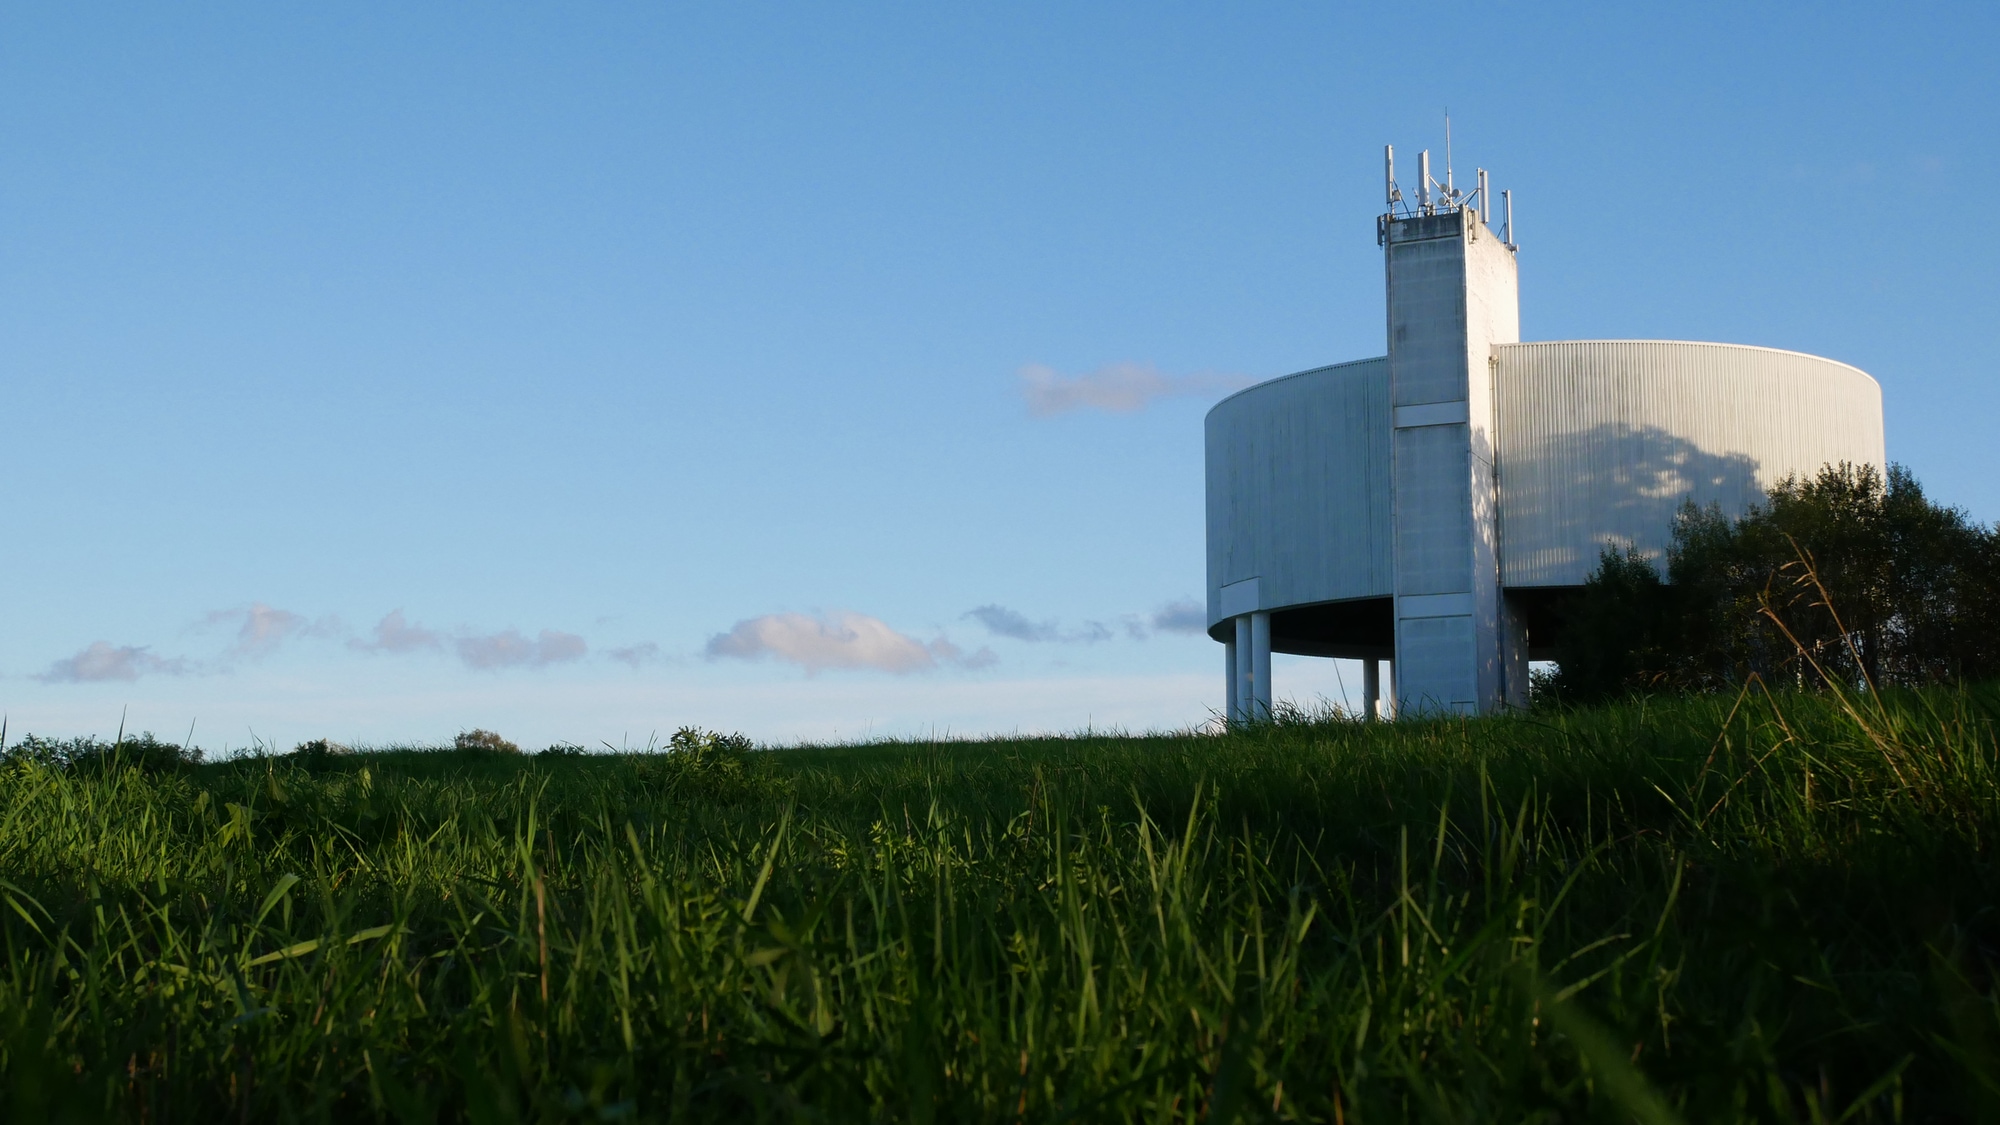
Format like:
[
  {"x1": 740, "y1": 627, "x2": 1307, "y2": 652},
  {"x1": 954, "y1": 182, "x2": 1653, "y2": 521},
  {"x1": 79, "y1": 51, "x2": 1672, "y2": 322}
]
[{"x1": 1206, "y1": 588, "x2": 1576, "y2": 663}]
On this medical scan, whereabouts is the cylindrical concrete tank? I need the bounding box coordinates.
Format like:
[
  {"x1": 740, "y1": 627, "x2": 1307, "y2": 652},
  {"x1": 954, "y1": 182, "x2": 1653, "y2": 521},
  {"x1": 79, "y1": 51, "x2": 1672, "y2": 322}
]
[
  {"x1": 1204, "y1": 358, "x2": 1392, "y2": 656},
  {"x1": 1204, "y1": 340, "x2": 1884, "y2": 658}
]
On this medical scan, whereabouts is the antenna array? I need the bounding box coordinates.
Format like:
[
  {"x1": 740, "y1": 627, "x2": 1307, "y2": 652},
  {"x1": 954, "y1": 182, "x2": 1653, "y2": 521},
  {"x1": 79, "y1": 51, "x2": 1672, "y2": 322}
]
[{"x1": 1380, "y1": 121, "x2": 1516, "y2": 251}]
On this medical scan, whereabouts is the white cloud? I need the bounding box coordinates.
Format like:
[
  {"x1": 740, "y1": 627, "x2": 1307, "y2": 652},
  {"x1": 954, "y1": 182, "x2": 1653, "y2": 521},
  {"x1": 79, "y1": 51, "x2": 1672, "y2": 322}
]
[
  {"x1": 1017, "y1": 361, "x2": 1252, "y2": 417},
  {"x1": 1150, "y1": 599, "x2": 1208, "y2": 634},
  {"x1": 350, "y1": 610, "x2": 443, "y2": 654},
  {"x1": 706, "y1": 611, "x2": 989, "y2": 675},
  {"x1": 37, "y1": 642, "x2": 190, "y2": 684},
  {"x1": 456, "y1": 629, "x2": 588, "y2": 670}
]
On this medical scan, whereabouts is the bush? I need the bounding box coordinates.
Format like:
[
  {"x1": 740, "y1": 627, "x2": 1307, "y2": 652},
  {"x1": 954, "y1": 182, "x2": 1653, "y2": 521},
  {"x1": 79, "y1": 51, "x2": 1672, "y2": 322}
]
[
  {"x1": 285, "y1": 739, "x2": 350, "y2": 772},
  {"x1": 2, "y1": 732, "x2": 201, "y2": 775},
  {"x1": 537, "y1": 742, "x2": 588, "y2": 758},
  {"x1": 453, "y1": 729, "x2": 520, "y2": 755},
  {"x1": 625, "y1": 727, "x2": 770, "y2": 802},
  {"x1": 667, "y1": 726, "x2": 753, "y2": 763}
]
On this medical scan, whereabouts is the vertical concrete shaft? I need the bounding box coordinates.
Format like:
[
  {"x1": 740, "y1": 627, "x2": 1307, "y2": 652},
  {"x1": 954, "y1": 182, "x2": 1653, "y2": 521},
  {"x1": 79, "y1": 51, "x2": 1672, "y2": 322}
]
[
  {"x1": 1363, "y1": 658, "x2": 1380, "y2": 721},
  {"x1": 1233, "y1": 616, "x2": 1253, "y2": 722},
  {"x1": 1383, "y1": 206, "x2": 1523, "y2": 713},
  {"x1": 1224, "y1": 637, "x2": 1240, "y2": 724},
  {"x1": 1250, "y1": 612, "x2": 1272, "y2": 720}
]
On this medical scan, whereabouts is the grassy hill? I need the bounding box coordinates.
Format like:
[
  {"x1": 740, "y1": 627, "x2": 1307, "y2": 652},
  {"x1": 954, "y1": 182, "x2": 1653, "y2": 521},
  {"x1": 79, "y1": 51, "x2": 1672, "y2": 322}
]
[{"x1": 3, "y1": 686, "x2": 1997, "y2": 1121}]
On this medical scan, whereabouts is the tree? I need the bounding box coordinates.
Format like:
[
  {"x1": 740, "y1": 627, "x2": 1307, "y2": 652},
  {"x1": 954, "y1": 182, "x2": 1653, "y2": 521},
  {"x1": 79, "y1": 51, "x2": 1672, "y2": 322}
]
[
  {"x1": 1539, "y1": 548, "x2": 1680, "y2": 701},
  {"x1": 1544, "y1": 463, "x2": 2000, "y2": 705}
]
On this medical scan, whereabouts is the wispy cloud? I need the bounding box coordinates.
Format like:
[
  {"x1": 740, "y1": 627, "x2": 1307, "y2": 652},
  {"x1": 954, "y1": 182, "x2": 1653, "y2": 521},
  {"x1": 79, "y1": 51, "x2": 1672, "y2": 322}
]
[
  {"x1": 928, "y1": 636, "x2": 999, "y2": 671},
  {"x1": 456, "y1": 629, "x2": 588, "y2": 670},
  {"x1": 351, "y1": 611, "x2": 586, "y2": 670},
  {"x1": 350, "y1": 610, "x2": 445, "y2": 654},
  {"x1": 706, "y1": 612, "x2": 991, "y2": 675},
  {"x1": 965, "y1": 604, "x2": 1058, "y2": 642},
  {"x1": 37, "y1": 642, "x2": 190, "y2": 683},
  {"x1": 965, "y1": 604, "x2": 1112, "y2": 644},
  {"x1": 1017, "y1": 361, "x2": 1252, "y2": 417},
  {"x1": 606, "y1": 642, "x2": 664, "y2": 668},
  {"x1": 202, "y1": 602, "x2": 335, "y2": 658},
  {"x1": 966, "y1": 598, "x2": 1209, "y2": 644},
  {"x1": 1149, "y1": 599, "x2": 1208, "y2": 634}
]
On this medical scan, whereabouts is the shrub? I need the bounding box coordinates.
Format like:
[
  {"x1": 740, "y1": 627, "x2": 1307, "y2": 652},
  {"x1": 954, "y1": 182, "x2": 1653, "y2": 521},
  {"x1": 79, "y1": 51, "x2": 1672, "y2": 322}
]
[{"x1": 453, "y1": 729, "x2": 521, "y2": 755}]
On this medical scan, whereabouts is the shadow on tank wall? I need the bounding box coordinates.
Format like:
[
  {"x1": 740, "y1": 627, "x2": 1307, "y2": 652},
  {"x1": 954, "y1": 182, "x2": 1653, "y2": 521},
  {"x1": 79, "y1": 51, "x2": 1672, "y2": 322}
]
[{"x1": 1497, "y1": 423, "x2": 1763, "y2": 585}]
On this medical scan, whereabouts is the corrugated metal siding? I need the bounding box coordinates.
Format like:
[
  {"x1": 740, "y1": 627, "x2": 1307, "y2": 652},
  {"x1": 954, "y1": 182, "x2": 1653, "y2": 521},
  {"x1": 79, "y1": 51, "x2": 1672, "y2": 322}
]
[
  {"x1": 1205, "y1": 358, "x2": 1392, "y2": 625},
  {"x1": 1494, "y1": 341, "x2": 1886, "y2": 587}
]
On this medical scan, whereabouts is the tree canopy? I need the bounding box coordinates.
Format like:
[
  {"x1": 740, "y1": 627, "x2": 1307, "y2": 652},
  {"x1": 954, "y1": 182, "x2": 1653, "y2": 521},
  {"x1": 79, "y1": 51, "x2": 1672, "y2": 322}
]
[{"x1": 1543, "y1": 463, "x2": 2000, "y2": 704}]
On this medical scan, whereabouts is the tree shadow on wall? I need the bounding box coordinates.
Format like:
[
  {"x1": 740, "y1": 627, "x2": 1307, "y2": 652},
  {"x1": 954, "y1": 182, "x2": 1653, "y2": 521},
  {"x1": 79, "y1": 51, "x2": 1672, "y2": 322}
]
[{"x1": 1499, "y1": 424, "x2": 1762, "y2": 584}]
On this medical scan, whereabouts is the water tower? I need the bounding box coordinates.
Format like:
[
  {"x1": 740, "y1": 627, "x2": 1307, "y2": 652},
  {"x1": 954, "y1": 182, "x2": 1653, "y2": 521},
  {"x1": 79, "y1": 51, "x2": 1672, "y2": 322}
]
[{"x1": 1206, "y1": 145, "x2": 1885, "y2": 718}]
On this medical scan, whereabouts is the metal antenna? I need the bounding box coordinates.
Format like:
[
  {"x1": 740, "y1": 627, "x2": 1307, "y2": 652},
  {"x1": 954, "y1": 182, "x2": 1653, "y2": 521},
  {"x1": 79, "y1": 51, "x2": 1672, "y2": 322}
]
[
  {"x1": 1477, "y1": 168, "x2": 1488, "y2": 222},
  {"x1": 1444, "y1": 111, "x2": 1453, "y2": 193},
  {"x1": 1385, "y1": 144, "x2": 1397, "y2": 209},
  {"x1": 1418, "y1": 150, "x2": 1431, "y2": 211},
  {"x1": 1502, "y1": 189, "x2": 1514, "y2": 249}
]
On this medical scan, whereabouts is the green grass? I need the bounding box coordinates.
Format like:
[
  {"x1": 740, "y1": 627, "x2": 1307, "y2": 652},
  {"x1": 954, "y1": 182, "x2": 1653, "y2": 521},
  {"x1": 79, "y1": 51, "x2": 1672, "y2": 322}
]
[{"x1": 3, "y1": 686, "x2": 1998, "y2": 1121}]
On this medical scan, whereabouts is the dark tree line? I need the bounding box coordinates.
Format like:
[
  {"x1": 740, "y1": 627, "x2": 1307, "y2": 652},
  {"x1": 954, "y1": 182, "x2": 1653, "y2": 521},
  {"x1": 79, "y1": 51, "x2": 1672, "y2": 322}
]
[{"x1": 1542, "y1": 463, "x2": 2000, "y2": 704}]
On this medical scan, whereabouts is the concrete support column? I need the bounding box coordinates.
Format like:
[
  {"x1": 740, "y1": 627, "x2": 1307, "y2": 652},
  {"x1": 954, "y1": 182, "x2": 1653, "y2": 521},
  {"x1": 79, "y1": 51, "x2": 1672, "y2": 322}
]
[
  {"x1": 1500, "y1": 594, "x2": 1530, "y2": 710},
  {"x1": 1249, "y1": 611, "x2": 1273, "y2": 721},
  {"x1": 1233, "y1": 616, "x2": 1253, "y2": 723},
  {"x1": 1224, "y1": 637, "x2": 1240, "y2": 724},
  {"x1": 1363, "y1": 659, "x2": 1380, "y2": 721}
]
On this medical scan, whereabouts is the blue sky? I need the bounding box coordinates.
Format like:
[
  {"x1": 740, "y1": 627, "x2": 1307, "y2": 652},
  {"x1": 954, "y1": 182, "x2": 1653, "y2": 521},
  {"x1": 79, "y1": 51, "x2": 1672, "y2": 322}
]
[{"x1": 3, "y1": 3, "x2": 1994, "y2": 749}]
